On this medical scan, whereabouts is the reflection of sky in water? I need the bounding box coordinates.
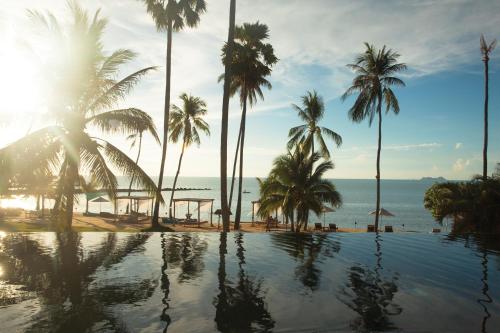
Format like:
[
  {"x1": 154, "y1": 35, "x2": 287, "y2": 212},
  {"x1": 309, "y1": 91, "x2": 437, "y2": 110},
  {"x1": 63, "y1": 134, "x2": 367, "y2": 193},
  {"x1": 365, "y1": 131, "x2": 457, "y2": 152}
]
[{"x1": 0, "y1": 232, "x2": 499, "y2": 332}]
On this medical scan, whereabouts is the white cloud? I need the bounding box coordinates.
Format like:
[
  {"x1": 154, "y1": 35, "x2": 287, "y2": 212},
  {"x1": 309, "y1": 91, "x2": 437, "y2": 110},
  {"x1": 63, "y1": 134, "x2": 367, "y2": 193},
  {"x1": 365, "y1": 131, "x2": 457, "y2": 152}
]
[
  {"x1": 455, "y1": 142, "x2": 463, "y2": 149},
  {"x1": 384, "y1": 143, "x2": 442, "y2": 151},
  {"x1": 453, "y1": 158, "x2": 471, "y2": 172}
]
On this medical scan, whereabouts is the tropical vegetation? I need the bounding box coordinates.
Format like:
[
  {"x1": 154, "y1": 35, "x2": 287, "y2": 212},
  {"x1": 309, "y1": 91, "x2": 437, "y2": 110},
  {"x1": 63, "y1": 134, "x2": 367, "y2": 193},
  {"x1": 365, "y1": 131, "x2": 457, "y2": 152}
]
[
  {"x1": 0, "y1": 2, "x2": 160, "y2": 229},
  {"x1": 424, "y1": 175, "x2": 500, "y2": 233},
  {"x1": 221, "y1": 21, "x2": 278, "y2": 230},
  {"x1": 288, "y1": 90, "x2": 342, "y2": 159},
  {"x1": 219, "y1": 0, "x2": 237, "y2": 232},
  {"x1": 168, "y1": 93, "x2": 210, "y2": 217},
  {"x1": 342, "y1": 43, "x2": 406, "y2": 231},
  {"x1": 480, "y1": 35, "x2": 497, "y2": 181},
  {"x1": 141, "y1": 0, "x2": 207, "y2": 228},
  {"x1": 257, "y1": 144, "x2": 342, "y2": 232}
]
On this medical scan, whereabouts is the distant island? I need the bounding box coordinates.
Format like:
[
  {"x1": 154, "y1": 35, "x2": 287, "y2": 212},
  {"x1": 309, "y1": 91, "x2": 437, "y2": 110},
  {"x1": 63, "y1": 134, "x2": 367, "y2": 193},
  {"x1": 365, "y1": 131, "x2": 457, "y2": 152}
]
[{"x1": 420, "y1": 177, "x2": 447, "y2": 182}]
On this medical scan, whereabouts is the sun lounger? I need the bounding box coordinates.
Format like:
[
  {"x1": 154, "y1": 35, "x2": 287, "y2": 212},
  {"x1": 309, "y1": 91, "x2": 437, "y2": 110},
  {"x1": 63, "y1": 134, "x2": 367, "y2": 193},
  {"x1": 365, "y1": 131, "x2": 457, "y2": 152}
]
[
  {"x1": 385, "y1": 225, "x2": 393, "y2": 232},
  {"x1": 367, "y1": 224, "x2": 375, "y2": 232},
  {"x1": 432, "y1": 228, "x2": 441, "y2": 233},
  {"x1": 328, "y1": 223, "x2": 338, "y2": 232},
  {"x1": 314, "y1": 223, "x2": 323, "y2": 231}
]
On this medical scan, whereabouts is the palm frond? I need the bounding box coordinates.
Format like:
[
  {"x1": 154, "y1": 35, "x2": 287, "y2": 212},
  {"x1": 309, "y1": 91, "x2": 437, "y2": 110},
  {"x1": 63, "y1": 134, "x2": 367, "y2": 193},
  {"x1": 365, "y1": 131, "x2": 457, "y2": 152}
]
[
  {"x1": 89, "y1": 66, "x2": 157, "y2": 113},
  {"x1": 99, "y1": 139, "x2": 163, "y2": 203},
  {"x1": 87, "y1": 108, "x2": 160, "y2": 144}
]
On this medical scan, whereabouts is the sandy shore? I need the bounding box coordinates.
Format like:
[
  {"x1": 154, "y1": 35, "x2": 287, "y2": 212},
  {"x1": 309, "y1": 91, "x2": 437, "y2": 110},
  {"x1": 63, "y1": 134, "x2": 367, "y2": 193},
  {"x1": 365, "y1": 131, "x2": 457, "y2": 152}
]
[{"x1": 0, "y1": 212, "x2": 369, "y2": 232}]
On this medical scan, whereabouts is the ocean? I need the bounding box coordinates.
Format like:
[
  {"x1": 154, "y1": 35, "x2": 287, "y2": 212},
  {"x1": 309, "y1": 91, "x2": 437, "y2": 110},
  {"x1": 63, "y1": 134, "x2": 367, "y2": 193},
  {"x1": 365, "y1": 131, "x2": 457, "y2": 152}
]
[{"x1": 1, "y1": 177, "x2": 445, "y2": 232}]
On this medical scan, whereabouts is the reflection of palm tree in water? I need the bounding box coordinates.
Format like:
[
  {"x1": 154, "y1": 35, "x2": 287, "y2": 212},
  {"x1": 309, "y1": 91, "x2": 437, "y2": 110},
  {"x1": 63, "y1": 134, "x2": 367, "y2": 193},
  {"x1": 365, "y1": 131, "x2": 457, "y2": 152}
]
[
  {"x1": 159, "y1": 233, "x2": 209, "y2": 332},
  {"x1": 477, "y1": 249, "x2": 492, "y2": 333},
  {"x1": 270, "y1": 233, "x2": 340, "y2": 290},
  {"x1": 160, "y1": 233, "x2": 172, "y2": 332},
  {"x1": 340, "y1": 234, "x2": 402, "y2": 332},
  {"x1": 0, "y1": 232, "x2": 154, "y2": 332},
  {"x1": 214, "y1": 232, "x2": 275, "y2": 332},
  {"x1": 164, "y1": 233, "x2": 208, "y2": 282}
]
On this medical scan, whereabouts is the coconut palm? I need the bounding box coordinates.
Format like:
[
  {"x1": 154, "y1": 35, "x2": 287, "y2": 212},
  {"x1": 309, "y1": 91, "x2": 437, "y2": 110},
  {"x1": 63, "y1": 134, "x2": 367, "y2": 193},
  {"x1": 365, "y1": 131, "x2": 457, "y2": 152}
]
[
  {"x1": 127, "y1": 125, "x2": 160, "y2": 195},
  {"x1": 168, "y1": 93, "x2": 210, "y2": 217},
  {"x1": 258, "y1": 145, "x2": 342, "y2": 232},
  {"x1": 140, "y1": 0, "x2": 207, "y2": 228},
  {"x1": 125, "y1": 123, "x2": 160, "y2": 214},
  {"x1": 342, "y1": 43, "x2": 406, "y2": 231},
  {"x1": 287, "y1": 90, "x2": 342, "y2": 159},
  {"x1": 221, "y1": 21, "x2": 278, "y2": 229},
  {"x1": 0, "y1": 2, "x2": 160, "y2": 229},
  {"x1": 220, "y1": 0, "x2": 236, "y2": 232},
  {"x1": 480, "y1": 35, "x2": 497, "y2": 181}
]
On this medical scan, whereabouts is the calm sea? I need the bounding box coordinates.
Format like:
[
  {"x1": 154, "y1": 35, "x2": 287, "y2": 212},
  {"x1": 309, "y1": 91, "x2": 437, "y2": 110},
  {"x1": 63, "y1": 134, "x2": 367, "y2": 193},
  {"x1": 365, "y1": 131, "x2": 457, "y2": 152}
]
[
  {"x1": 2, "y1": 177, "x2": 445, "y2": 232},
  {"x1": 123, "y1": 177, "x2": 442, "y2": 233}
]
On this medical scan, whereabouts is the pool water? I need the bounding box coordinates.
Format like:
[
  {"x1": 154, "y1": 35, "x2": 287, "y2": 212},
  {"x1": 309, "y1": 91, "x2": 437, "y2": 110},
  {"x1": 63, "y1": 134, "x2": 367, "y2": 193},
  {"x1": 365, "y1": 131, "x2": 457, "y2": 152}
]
[{"x1": 0, "y1": 232, "x2": 499, "y2": 332}]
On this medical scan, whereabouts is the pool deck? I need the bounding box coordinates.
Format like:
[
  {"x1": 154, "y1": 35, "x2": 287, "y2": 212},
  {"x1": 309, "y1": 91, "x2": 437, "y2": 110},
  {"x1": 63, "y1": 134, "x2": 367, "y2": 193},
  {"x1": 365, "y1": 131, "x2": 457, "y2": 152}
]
[{"x1": 0, "y1": 212, "x2": 372, "y2": 233}]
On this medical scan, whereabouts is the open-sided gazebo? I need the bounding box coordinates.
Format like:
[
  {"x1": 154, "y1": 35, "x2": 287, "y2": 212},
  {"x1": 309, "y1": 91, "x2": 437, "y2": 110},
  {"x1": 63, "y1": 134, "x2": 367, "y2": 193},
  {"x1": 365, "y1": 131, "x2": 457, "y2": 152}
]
[
  {"x1": 172, "y1": 198, "x2": 214, "y2": 227},
  {"x1": 115, "y1": 195, "x2": 154, "y2": 217}
]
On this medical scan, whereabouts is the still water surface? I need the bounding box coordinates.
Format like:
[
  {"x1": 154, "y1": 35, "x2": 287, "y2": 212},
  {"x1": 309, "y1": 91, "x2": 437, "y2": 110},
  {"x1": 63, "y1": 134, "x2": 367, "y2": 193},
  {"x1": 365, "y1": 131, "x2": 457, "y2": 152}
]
[{"x1": 0, "y1": 232, "x2": 499, "y2": 332}]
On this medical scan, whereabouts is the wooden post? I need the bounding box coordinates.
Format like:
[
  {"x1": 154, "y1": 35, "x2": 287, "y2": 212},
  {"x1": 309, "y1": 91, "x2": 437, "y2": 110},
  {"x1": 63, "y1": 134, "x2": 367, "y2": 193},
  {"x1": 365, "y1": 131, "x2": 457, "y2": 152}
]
[
  {"x1": 197, "y1": 201, "x2": 200, "y2": 228},
  {"x1": 173, "y1": 201, "x2": 176, "y2": 219},
  {"x1": 210, "y1": 200, "x2": 213, "y2": 227}
]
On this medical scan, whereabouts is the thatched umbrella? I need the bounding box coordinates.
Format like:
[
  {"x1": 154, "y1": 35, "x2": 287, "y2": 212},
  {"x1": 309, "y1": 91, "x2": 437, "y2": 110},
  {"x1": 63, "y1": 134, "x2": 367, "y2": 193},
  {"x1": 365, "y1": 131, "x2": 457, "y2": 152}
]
[
  {"x1": 214, "y1": 209, "x2": 232, "y2": 229},
  {"x1": 369, "y1": 208, "x2": 394, "y2": 225}
]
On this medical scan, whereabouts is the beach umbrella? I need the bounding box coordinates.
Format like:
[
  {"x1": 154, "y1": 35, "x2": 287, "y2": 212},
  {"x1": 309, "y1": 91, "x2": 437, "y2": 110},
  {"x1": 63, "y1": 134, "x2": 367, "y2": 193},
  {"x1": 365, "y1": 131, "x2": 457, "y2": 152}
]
[
  {"x1": 90, "y1": 196, "x2": 109, "y2": 213},
  {"x1": 321, "y1": 206, "x2": 336, "y2": 228},
  {"x1": 214, "y1": 209, "x2": 232, "y2": 229},
  {"x1": 369, "y1": 208, "x2": 395, "y2": 225},
  {"x1": 369, "y1": 208, "x2": 395, "y2": 217}
]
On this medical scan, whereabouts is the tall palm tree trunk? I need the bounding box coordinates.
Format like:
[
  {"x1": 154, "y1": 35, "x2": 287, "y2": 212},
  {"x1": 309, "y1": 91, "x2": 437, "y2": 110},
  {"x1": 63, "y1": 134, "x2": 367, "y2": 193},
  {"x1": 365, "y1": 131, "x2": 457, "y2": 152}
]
[
  {"x1": 64, "y1": 157, "x2": 78, "y2": 230},
  {"x1": 128, "y1": 133, "x2": 143, "y2": 194},
  {"x1": 168, "y1": 141, "x2": 186, "y2": 218},
  {"x1": 375, "y1": 101, "x2": 382, "y2": 231},
  {"x1": 483, "y1": 56, "x2": 489, "y2": 181},
  {"x1": 153, "y1": 18, "x2": 173, "y2": 227},
  {"x1": 229, "y1": 116, "x2": 244, "y2": 210},
  {"x1": 220, "y1": 0, "x2": 236, "y2": 232},
  {"x1": 128, "y1": 133, "x2": 142, "y2": 213},
  {"x1": 234, "y1": 93, "x2": 247, "y2": 230}
]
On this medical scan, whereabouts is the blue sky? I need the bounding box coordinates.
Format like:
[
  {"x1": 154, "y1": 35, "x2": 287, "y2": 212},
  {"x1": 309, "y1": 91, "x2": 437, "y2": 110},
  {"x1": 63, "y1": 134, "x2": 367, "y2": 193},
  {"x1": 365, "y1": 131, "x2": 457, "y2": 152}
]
[{"x1": 0, "y1": 0, "x2": 499, "y2": 180}]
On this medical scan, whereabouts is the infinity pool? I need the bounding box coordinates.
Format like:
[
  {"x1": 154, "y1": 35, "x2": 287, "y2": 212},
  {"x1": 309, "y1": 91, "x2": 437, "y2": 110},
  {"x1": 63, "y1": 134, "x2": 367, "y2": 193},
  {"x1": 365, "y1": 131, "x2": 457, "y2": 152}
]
[{"x1": 0, "y1": 232, "x2": 499, "y2": 332}]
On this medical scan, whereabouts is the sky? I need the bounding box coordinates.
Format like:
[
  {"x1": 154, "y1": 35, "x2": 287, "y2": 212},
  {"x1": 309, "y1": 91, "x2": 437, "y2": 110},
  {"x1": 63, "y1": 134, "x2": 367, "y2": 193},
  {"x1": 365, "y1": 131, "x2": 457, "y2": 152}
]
[{"x1": 0, "y1": 0, "x2": 499, "y2": 180}]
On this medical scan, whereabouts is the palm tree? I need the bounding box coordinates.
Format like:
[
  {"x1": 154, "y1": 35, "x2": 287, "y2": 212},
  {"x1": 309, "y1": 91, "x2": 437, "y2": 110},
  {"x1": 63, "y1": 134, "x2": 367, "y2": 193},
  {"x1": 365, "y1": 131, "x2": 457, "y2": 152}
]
[
  {"x1": 480, "y1": 35, "x2": 497, "y2": 181},
  {"x1": 220, "y1": 0, "x2": 237, "y2": 232},
  {"x1": 221, "y1": 21, "x2": 278, "y2": 229},
  {"x1": 258, "y1": 145, "x2": 342, "y2": 232},
  {"x1": 342, "y1": 43, "x2": 406, "y2": 231},
  {"x1": 288, "y1": 90, "x2": 342, "y2": 159},
  {"x1": 0, "y1": 3, "x2": 160, "y2": 229},
  {"x1": 141, "y1": 0, "x2": 207, "y2": 228},
  {"x1": 126, "y1": 123, "x2": 160, "y2": 213},
  {"x1": 168, "y1": 93, "x2": 210, "y2": 217}
]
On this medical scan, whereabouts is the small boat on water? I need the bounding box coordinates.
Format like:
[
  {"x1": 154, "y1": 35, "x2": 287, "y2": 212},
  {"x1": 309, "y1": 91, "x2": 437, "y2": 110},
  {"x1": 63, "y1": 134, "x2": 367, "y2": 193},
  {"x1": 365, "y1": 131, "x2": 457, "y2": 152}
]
[{"x1": 243, "y1": 190, "x2": 251, "y2": 194}]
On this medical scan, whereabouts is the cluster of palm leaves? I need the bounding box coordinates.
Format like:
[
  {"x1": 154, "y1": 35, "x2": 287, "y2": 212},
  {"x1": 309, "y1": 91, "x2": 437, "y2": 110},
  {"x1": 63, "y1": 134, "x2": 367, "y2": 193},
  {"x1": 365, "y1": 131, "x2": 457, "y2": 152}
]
[
  {"x1": 424, "y1": 175, "x2": 500, "y2": 233},
  {"x1": 0, "y1": 2, "x2": 161, "y2": 229},
  {"x1": 257, "y1": 145, "x2": 342, "y2": 232}
]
